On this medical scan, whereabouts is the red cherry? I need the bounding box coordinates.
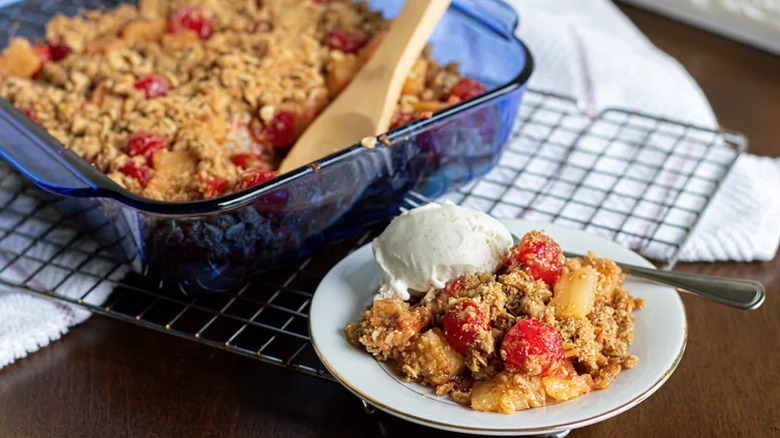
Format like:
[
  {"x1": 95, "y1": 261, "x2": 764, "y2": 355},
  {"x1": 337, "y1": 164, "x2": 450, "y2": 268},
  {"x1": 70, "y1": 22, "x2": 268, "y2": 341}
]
[
  {"x1": 294, "y1": 104, "x2": 321, "y2": 132},
  {"x1": 18, "y1": 107, "x2": 38, "y2": 123},
  {"x1": 32, "y1": 44, "x2": 52, "y2": 65},
  {"x1": 390, "y1": 111, "x2": 418, "y2": 130},
  {"x1": 256, "y1": 188, "x2": 288, "y2": 210},
  {"x1": 500, "y1": 318, "x2": 564, "y2": 375},
  {"x1": 120, "y1": 161, "x2": 153, "y2": 187},
  {"x1": 134, "y1": 74, "x2": 171, "y2": 99},
  {"x1": 167, "y1": 7, "x2": 213, "y2": 40},
  {"x1": 198, "y1": 172, "x2": 229, "y2": 199},
  {"x1": 32, "y1": 43, "x2": 60, "y2": 78},
  {"x1": 442, "y1": 299, "x2": 490, "y2": 355},
  {"x1": 48, "y1": 42, "x2": 70, "y2": 61},
  {"x1": 324, "y1": 28, "x2": 368, "y2": 54},
  {"x1": 230, "y1": 153, "x2": 267, "y2": 169},
  {"x1": 505, "y1": 231, "x2": 564, "y2": 287},
  {"x1": 264, "y1": 111, "x2": 296, "y2": 149},
  {"x1": 448, "y1": 78, "x2": 487, "y2": 102},
  {"x1": 126, "y1": 131, "x2": 167, "y2": 165},
  {"x1": 253, "y1": 187, "x2": 289, "y2": 222},
  {"x1": 444, "y1": 276, "x2": 464, "y2": 296},
  {"x1": 235, "y1": 169, "x2": 277, "y2": 191}
]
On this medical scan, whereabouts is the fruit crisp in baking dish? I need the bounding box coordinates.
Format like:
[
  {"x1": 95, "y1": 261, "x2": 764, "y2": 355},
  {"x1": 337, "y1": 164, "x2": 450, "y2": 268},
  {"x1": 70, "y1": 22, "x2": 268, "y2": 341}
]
[
  {"x1": 344, "y1": 229, "x2": 645, "y2": 414},
  {"x1": 0, "y1": 0, "x2": 486, "y2": 201}
]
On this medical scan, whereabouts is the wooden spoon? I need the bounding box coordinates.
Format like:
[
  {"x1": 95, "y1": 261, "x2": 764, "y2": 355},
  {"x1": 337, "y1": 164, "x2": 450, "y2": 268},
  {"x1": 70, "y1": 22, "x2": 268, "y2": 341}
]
[{"x1": 278, "y1": 0, "x2": 451, "y2": 173}]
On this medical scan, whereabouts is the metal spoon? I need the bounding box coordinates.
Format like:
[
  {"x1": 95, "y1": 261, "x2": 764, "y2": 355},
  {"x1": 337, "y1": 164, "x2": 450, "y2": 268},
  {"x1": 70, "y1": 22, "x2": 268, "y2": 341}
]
[
  {"x1": 517, "y1": 235, "x2": 765, "y2": 310},
  {"x1": 566, "y1": 251, "x2": 764, "y2": 310}
]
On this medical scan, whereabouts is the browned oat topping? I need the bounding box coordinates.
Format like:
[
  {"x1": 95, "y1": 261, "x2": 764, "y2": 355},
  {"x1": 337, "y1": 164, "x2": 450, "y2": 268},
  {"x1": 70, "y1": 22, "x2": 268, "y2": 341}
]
[
  {"x1": 344, "y1": 230, "x2": 645, "y2": 414},
  {"x1": 0, "y1": 0, "x2": 481, "y2": 201}
]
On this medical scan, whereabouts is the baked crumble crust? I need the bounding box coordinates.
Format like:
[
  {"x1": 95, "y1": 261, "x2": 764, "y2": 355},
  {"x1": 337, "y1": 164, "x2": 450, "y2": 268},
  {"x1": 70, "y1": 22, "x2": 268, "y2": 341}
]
[
  {"x1": 0, "y1": 0, "x2": 475, "y2": 201},
  {"x1": 344, "y1": 231, "x2": 645, "y2": 413}
]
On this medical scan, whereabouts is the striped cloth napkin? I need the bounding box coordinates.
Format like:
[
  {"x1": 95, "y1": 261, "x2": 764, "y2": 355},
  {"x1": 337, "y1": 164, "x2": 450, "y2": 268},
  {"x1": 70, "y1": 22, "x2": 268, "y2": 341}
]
[
  {"x1": 0, "y1": 173, "x2": 129, "y2": 367},
  {"x1": 498, "y1": 0, "x2": 780, "y2": 262}
]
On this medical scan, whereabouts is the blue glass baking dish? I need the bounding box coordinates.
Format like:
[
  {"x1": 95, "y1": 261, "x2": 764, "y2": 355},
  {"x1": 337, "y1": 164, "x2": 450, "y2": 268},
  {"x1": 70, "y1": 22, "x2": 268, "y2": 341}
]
[{"x1": 0, "y1": 0, "x2": 533, "y2": 293}]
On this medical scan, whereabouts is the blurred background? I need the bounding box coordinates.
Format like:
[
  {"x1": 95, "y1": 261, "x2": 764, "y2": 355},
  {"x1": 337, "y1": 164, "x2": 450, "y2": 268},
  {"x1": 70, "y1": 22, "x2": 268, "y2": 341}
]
[{"x1": 622, "y1": 0, "x2": 779, "y2": 55}]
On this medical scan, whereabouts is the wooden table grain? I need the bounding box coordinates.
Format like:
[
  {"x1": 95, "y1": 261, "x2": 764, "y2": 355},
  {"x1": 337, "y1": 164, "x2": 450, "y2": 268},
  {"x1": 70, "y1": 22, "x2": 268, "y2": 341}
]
[{"x1": 0, "y1": 5, "x2": 778, "y2": 438}]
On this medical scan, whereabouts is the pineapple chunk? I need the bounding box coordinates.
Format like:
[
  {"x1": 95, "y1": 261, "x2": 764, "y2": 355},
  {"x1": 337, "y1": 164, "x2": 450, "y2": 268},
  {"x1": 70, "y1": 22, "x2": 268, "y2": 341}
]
[
  {"x1": 326, "y1": 54, "x2": 361, "y2": 98},
  {"x1": 87, "y1": 36, "x2": 128, "y2": 54},
  {"x1": 161, "y1": 31, "x2": 203, "y2": 52},
  {"x1": 139, "y1": 0, "x2": 162, "y2": 18},
  {"x1": 402, "y1": 59, "x2": 428, "y2": 96},
  {"x1": 191, "y1": 115, "x2": 227, "y2": 144},
  {"x1": 471, "y1": 371, "x2": 546, "y2": 414},
  {"x1": 122, "y1": 18, "x2": 166, "y2": 44},
  {"x1": 402, "y1": 328, "x2": 464, "y2": 386},
  {"x1": 413, "y1": 100, "x2": 447, "y2": 113},
  {"x1": 542, "y1": 375, "x2": 591, "y2": 402},
  {"x1": 551, "y1": 265, "x2": 597, "y2": 319},
  {"x1": 0, "y1": 38, "x2": 41, "y2": 78},
  {"x1": 151, "y1": 150, "x2": 197, "y2": 177}
]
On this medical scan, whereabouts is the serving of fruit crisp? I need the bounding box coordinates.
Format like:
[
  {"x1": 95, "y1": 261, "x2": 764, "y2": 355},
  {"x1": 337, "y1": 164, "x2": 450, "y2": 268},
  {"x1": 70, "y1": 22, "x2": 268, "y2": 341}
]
[
  {"x1": 0, "y1": 0, "x2": 486, "y2": 202},
  {"x1": 344, "y1": 204, "x2": 645, "y2": 414}
]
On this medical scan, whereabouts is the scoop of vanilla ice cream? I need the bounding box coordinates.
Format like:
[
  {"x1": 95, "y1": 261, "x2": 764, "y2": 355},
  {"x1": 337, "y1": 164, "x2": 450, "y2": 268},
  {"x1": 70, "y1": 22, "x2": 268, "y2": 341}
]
[{"x1": 372, "y1": 201, "x2": 512, "y2": 300}]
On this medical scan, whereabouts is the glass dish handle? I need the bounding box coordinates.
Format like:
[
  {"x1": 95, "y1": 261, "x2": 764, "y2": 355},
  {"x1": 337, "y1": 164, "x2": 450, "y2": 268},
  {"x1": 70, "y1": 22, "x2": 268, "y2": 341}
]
[
  {"x1": 0, "y1": 101, "x2": 98, "y2": 196},
  {"x1": 451, "y1": 0, "x2": 519, "y2": 37}
]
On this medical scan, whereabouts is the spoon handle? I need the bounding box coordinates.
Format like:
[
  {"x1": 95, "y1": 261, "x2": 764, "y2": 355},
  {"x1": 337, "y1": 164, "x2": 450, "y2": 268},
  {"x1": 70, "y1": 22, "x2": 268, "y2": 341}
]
[
  {"x1": 619, "y1": 264, "x2": 765, "y2": 310},
  {"x1": 563, "y1": 251, "x2": 765, "y2": 310},
  {"x1": 364, "y1": 0, "x2": 453, "y2": 132},
  {"x1": 278, "y1": 0, "x2": 451, "y2": 173}
]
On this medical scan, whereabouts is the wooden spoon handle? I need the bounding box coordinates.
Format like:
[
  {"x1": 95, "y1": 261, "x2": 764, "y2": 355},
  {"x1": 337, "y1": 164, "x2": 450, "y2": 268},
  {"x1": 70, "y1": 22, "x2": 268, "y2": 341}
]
[
  {"x1": 358, "y1": 0, "x2": 452, "y2": 133},
  {"x1": 278, "y1": 0, "x2": 451, "y2": 174}
]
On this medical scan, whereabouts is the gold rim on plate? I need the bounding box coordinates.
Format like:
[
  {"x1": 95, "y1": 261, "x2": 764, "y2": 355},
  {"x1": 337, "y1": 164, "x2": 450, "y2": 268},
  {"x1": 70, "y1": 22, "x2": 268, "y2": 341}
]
[{"x1": 309, "y1": 223, "x2": 688, "y2": 434}]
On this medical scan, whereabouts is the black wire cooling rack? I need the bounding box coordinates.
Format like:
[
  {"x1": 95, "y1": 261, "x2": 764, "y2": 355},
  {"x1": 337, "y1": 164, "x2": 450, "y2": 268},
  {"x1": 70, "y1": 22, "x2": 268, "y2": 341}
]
[
  {"x1": 0, "y1": 89, "x2": 745, "y2": 380},
  {"x1": 442, "y1": 90, "x2": 745, "y2": 268}
]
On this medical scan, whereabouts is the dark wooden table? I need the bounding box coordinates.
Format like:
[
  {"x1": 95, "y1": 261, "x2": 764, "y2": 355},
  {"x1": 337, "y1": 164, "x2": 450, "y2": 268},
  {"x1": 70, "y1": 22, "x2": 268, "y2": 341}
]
[{"x1": 0, "y1": 5, "x2": 778, "y2": 438}]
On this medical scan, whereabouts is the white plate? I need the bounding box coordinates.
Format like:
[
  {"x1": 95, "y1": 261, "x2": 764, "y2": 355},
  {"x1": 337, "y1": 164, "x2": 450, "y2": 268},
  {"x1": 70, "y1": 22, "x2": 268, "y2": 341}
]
[{"x1": 309, "y1": 220, "x2": 687, "y2": 435}]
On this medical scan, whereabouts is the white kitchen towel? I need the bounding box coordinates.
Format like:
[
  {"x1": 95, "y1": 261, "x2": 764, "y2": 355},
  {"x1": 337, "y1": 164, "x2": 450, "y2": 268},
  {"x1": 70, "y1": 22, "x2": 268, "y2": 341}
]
[
  {"x1": 0, "y1": 174, "x2": 130, "y2": 368},
  {"x1": 500, "y1": 0, "x2": 780, "y2": 262},
  {"x1": 1, "y1": 0, "x2": 778, "y2": 370}
]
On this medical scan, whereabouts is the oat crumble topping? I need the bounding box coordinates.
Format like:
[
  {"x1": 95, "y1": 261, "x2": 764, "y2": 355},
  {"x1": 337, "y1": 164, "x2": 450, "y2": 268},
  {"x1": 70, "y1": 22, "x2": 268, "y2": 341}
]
[
  {"x1": 344, "y1": 230, "x2": 645, "y2": 414},
  {"x1": 0, "y1": 0, "x2": 483, "y2": 201}
]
